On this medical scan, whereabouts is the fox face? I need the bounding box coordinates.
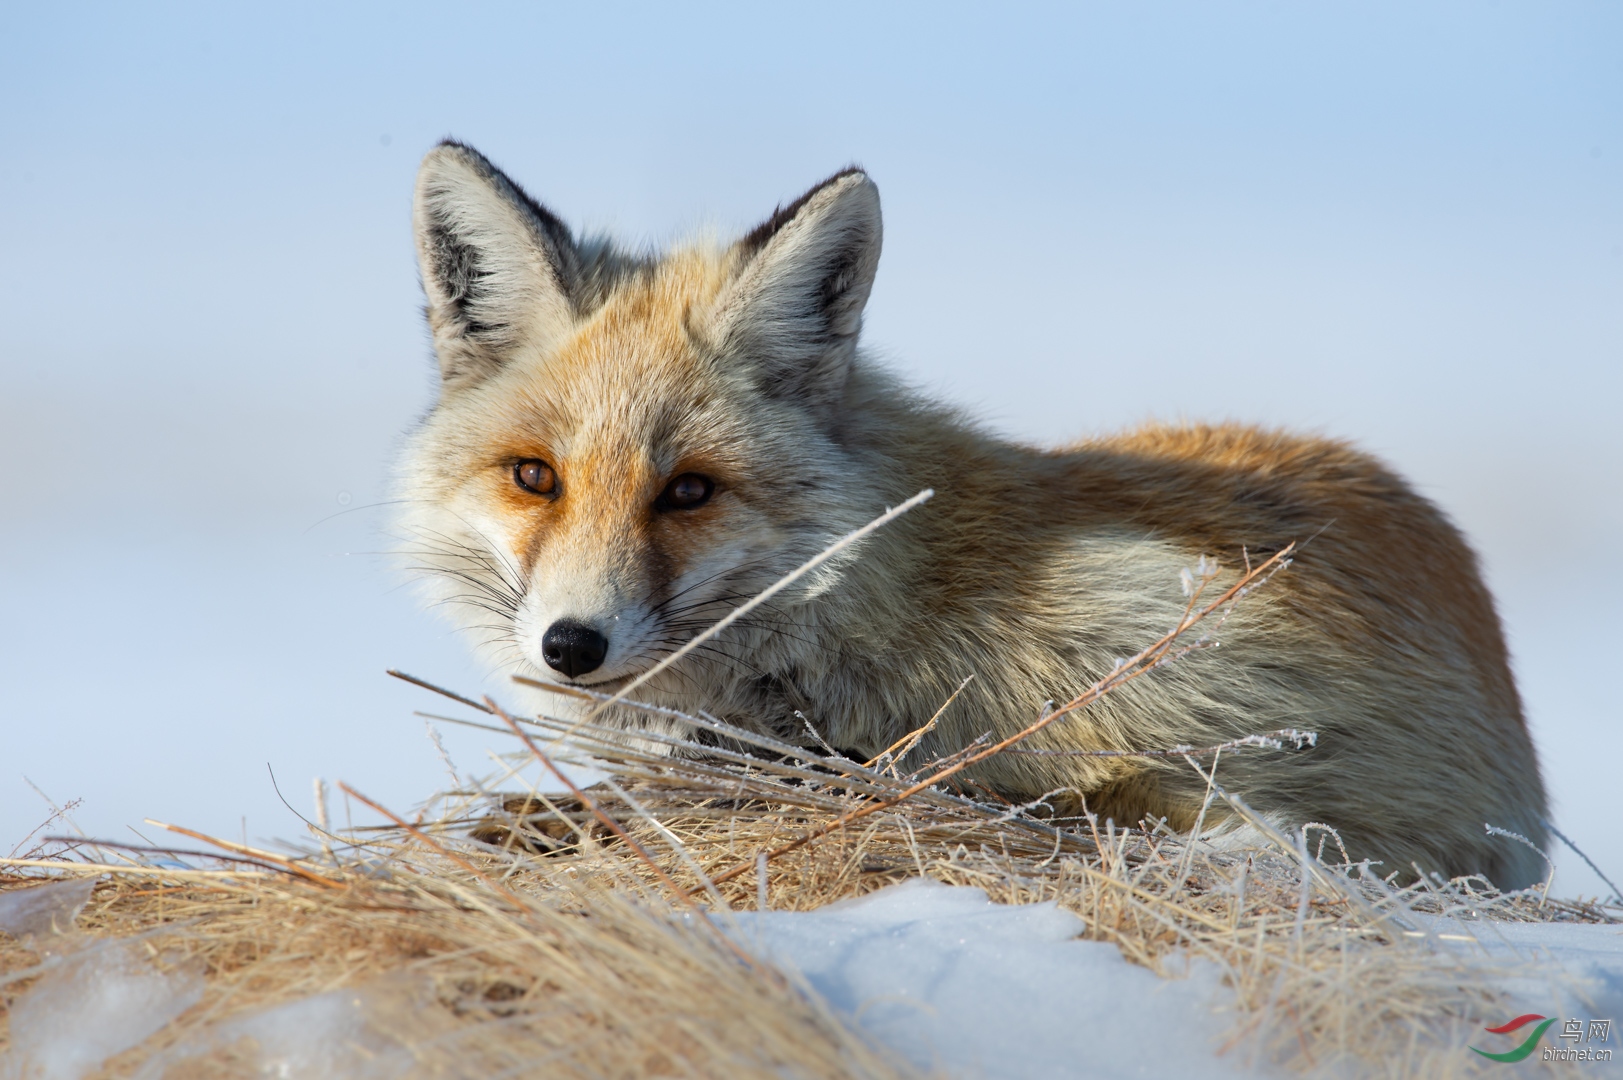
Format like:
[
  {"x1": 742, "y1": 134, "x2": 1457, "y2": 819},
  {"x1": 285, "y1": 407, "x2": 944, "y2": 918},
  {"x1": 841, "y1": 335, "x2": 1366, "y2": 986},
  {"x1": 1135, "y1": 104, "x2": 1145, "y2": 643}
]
[{"x1": 398, "y1": 143, "x2": 886, "y2": 696}]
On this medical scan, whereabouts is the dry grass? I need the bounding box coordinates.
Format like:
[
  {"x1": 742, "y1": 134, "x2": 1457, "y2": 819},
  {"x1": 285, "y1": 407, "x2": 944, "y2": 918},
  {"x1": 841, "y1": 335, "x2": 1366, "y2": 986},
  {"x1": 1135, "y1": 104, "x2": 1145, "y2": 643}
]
[
  {"x1": 425, "y1": 685, "x2": 1620, "y2": 1078},
  {"x1": 1, "y1": 824, "x2": 918, "y2": 1079},
  {"x1": 4, "y1": 549, "x2": 1617, "y2": 1078},
  {"x1": 5, "y1": 687, "x2": 1615, "y2": 1080}
]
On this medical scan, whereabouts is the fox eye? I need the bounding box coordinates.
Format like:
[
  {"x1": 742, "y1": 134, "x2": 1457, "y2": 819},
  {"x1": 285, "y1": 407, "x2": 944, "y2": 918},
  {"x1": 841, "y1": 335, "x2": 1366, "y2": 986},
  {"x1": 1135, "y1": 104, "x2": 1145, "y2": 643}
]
[
  {"x1": 514, "y1": 460, "x2": 558, "y2": 496},
  {"x1": 658, "y1": 473, "x2": 713, "y2": 511}
]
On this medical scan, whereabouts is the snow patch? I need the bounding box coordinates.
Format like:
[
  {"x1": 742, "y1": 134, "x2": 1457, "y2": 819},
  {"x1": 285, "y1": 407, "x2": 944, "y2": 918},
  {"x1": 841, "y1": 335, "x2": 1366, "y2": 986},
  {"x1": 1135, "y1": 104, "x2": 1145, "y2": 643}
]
[
  {"x1": 7, "y1": 873, "x2": 1619, "y2": 1079},
  {"x1": 0, "y1": 877, "x2": 203, "y2": 1080},
  {"x1": 133, "y1": 985, "x2": 420, "y2": 1080},
  {"x1": 1415, "y1": 913, "x2": 1623, "y2": 1023},
  {"x1": 0, "y1": 878, "x2": 95, "y2": 941},
  {"x1": 732, "y1": 878, "x2": 1266, "y2": 1079}
]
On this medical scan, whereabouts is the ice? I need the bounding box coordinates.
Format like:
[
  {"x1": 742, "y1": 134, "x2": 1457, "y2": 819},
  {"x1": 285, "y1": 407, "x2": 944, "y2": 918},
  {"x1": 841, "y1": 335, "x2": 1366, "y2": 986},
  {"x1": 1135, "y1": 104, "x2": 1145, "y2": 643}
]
[
  {"x1": 1, "y1": 878, "x2": 204, "y2": 1080},
  {"x1": 0, "y1": 878, "x2": 95, "y2": 945},
  {"x1": 1, "y1": 941, "x2": 204, "y2": 1080},
  {"x1": 733, "y1": 878, "x2": 1267, "y2": 1079}
]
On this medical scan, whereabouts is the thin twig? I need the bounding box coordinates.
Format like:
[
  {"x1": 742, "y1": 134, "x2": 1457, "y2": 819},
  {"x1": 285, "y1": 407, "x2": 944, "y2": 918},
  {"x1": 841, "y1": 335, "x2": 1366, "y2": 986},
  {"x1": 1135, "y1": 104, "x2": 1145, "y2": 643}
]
[
  {"x1": 867, "y1": 674, "x2": 974, "y2": 774},
  {"x1": 707, "y1": 543, "x2": 1294, "y2": 885},
  {"x1": 587, "y1": 489, "x2": 934, "y2": 720},
  {"x1": 336, "y1": 782, "x2": 529, "y2": 908},
  {"x1": 487, "y1": 697, "x2": 773, "y2": 972},
  {"x1": 487, "y1": 696, "x2": 695, "y2": 903},
  {"x1": 143, "y1": 820, "x2": 348, "y2": 889}
]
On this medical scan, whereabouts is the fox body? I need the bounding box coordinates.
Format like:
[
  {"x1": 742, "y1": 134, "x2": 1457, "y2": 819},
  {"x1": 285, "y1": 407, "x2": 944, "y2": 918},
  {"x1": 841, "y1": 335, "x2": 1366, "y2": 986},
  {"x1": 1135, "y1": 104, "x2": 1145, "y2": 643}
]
[{"x1": 398, "y1": 142, "x2": 1548, "y2": 889}]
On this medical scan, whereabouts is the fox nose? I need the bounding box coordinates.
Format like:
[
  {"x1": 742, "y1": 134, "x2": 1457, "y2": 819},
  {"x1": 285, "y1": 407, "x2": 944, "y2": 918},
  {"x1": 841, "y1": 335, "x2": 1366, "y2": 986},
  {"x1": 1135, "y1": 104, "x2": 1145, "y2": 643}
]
[{"x1": 541, "y1": 620, "x2": 609, "y2": 679}]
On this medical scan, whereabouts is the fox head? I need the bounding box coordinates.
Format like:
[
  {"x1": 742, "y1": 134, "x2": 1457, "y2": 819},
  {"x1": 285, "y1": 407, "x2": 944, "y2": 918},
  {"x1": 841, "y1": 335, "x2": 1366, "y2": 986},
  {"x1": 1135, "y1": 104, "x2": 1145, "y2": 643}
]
[{"x1": 397, "y1": 142, "x2": 888, "y2": 700}]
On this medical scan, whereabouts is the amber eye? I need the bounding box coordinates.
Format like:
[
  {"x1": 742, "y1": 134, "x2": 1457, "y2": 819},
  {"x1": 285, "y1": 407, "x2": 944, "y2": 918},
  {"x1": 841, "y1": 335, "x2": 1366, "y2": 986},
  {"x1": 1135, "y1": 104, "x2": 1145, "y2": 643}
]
[
  {"x1": 514, "y1": 460, "x2": 558, "y2": 496},
  {"x1": 658, "y1": 473, "x2": 713, "y2": 511}
]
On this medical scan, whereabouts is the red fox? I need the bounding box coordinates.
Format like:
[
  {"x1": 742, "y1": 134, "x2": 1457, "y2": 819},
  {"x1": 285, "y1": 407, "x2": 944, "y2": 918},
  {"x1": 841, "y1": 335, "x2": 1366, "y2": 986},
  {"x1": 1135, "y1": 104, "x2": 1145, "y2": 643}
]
[{"x1": 398, "y1": 141, "x2": 1549, "y2": 889}]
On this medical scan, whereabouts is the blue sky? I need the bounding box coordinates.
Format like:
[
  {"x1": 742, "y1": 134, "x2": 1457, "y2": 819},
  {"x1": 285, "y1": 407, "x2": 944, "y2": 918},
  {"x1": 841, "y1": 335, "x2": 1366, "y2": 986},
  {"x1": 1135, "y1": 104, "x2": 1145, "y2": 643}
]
[{"x1": 2, "y1": 2, "x2": 1619, "y2": 893}]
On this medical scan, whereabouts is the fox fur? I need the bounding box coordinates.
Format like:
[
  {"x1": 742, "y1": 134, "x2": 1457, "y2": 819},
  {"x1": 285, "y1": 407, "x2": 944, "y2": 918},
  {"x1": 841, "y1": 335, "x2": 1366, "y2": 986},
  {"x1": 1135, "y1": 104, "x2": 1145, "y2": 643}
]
[{"x1": 397, "y1": 141, "x2": 1549, "y2": 889}]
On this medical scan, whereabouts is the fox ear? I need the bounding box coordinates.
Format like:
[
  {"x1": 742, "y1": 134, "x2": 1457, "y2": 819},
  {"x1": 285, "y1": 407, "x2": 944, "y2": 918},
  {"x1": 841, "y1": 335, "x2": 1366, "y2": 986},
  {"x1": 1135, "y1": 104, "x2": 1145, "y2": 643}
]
[
  {"x1": 413, "y1": 142, "x2": 579, "y2": 388},
  {"x1": 706, "y1": 168, "x2": 882, "y2": 408}
]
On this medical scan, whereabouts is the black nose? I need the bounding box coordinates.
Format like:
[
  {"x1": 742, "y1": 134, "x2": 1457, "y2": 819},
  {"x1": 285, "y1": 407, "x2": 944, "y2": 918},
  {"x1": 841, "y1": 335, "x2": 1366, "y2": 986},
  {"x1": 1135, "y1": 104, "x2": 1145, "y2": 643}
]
[{"x1": 541, "y1": 620, "x2": 609, "y2": 679}]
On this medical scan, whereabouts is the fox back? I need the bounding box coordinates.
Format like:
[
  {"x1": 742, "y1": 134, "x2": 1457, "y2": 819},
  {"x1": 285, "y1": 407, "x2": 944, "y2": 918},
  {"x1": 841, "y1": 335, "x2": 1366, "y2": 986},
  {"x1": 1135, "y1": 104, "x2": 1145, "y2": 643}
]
[{"x1": 397, "y1": 142, "x2": 1549, "y2": 889}]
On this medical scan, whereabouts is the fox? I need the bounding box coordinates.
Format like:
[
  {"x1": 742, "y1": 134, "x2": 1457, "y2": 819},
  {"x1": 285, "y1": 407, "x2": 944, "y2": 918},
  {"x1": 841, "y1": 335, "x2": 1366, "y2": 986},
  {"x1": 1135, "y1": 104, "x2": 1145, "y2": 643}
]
[{"x1": 396, "y1": 140, "x2": 1549, "y2": 890}]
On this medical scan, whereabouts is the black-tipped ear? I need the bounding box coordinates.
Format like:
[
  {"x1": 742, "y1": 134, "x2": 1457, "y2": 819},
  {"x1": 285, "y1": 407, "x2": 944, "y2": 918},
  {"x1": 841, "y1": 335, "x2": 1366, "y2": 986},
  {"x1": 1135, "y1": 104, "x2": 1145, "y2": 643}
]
[
  {"x1": 703, "y1": 168, "x2": 882, "y2": 408},
  {"x1": 413, "y1": 142, "x2": 579, "y2": 388}
]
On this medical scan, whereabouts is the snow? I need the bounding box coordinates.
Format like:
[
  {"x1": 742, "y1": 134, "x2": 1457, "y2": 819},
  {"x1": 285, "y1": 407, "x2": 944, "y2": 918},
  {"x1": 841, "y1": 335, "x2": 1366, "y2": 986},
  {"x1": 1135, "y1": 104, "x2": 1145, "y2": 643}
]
[
  {"x1": 0, "y1": 879, "x2": 94, "y2": 941},
  {"x1": 0, "y1": 880, "x2": 204, "y2": 1080},
  {"x1": 5, "y1": 877, "x2": 1622, "y2": 1078},
  {"x1": 1414, "y1": 912, "x2": 1623, "y2": 1035},
  {"x1": 2, "y1": 945, "x2": 205, "y2": 1080},
  {"x1": 730, "y1": 878, "x2": 1267, "y2": 1079},
  {"x1": 133, "y1": 987, "x2": 420, "y2": 1080}
]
